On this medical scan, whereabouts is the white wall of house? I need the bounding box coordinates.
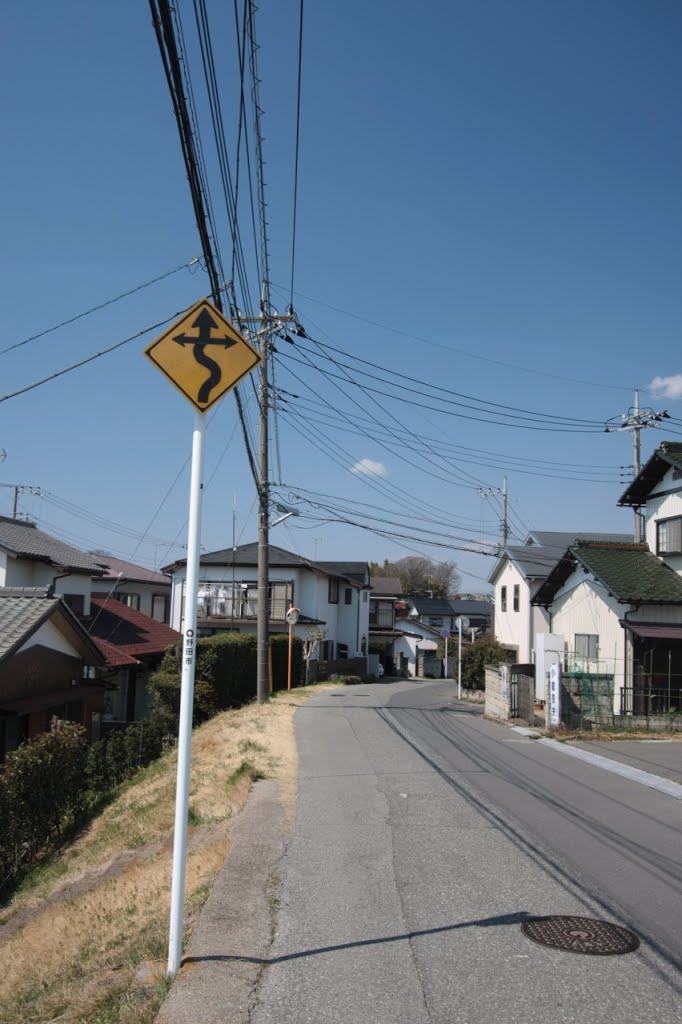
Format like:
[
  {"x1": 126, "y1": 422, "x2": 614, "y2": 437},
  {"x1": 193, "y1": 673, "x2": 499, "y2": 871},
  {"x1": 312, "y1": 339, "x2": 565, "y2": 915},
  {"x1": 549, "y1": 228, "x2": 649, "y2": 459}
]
[
  {"x1": 93, "y1": 581, "x2": 170, "y2": 622},
  {"x1": 1, "y1": 558, "x2": 94, "y2": 614},
  {"x1": 550, "y1": 576, "x2": 625, "y2": 683},
  {"x1": 644, "y1": 467, "x2": 682, "y2": 576},
  {"x1": 493, "y1": 561, "x2": 550, "y2": 663},
  {"x1": 169, "y1": 564, "x2": 369, "y2": 657},
  {"x1": 18, "y1": 619, "x2": 82, "y2": 658}
]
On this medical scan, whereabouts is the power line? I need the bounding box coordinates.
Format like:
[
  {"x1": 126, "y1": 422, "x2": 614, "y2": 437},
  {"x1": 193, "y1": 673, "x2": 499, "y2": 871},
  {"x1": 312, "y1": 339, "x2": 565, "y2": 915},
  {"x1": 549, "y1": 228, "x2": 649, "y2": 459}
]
[
  {"x1": 0, "y1": 310, "x2": 187, "y2": 405},
  {"x1": 0, "y1": 257, "x2": 201, "y2": 357},
  {"x1": 286, "y1": 331, "x2": 608, "y2": 428},
  {"x1": 289, "y1": 0, "x2": 305, "y2": 306},
  {"x1": 270, "y1": 283, "x2": 638, "y2": 394}
]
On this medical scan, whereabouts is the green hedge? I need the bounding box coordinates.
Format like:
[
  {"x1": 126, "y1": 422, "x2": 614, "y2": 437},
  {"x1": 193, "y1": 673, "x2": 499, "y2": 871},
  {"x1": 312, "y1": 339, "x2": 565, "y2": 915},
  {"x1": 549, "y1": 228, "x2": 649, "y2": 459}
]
[
  {"x1": 0, "y1": 716, "x2": 168, "y2": 894},
  {"x1": 149, "y1": 632, "x2": 304, "y2": 729}
]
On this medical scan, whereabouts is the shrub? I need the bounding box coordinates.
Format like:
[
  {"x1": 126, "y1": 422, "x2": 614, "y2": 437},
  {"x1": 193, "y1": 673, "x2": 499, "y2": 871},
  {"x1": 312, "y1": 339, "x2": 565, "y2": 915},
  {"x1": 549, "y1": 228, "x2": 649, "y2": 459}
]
[
  {"x1": 461, "y1": 636, "x2": 508, "y2": 690},
  {"x1": 269, "y1": 634, "x2": 304, "y2": 691},
  {"x1": 0, "y1": 723, "x2": 88, "y2": 889}
]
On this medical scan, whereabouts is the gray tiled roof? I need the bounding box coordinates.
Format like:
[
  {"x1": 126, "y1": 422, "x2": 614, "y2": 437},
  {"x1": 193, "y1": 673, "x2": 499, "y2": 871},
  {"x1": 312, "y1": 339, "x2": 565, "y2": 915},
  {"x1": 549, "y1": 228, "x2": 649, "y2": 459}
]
[
  {"x1": 0, "y1": 517, "x2": 104, "y2": 574},
  {"x1": 489, "y1": 531, "x2": 634, "y2": 584},
  {"x1": 370, "y1": 576, "x2": 403, "y2": 596},
  {"x1": 0, "y1": 592, "x2": 61, "y2": 661},
  {"x1": 164, "y1": 543, "x2": 366, "y2": 584},
  {"x1": 315, "y1": 561, "x2": 369, "y2": 584},
  {"x1": 410, "y1": 597, "x2": 457, "y2": 617},
  {"x1": 618, "y1": 441, "x2": 682, "y2": 507}
]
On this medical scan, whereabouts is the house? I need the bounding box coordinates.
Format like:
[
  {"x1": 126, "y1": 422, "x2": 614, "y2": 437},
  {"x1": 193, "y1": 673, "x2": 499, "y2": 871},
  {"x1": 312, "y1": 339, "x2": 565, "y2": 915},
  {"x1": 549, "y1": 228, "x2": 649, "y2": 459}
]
[
  {"x1": 449, "y1": 598, "x2": 492, "y2": 635},
  {"x1": 0, "y1": 515, "x2": 106, "y2": 614},
  {"x1": 532, "y1": 541, "x2": 682, "y2": 715},
  {"x1": 0, "y1": 588, "x2": 106, "y2": 758},
  {"x1": 0, "y1": 517, "x2": 179, "y2": 738},
  {"x1": 618, "y1": 440, "x2": 682, "y2": 576},
  {"x1": 406, "y1": 597, "x2": 459, "y2": 632},
  {"x1": 368, "y1": 576, "x2": 403, "y2": 674},
  {"x1": 81, "y1": 595, "x2": 180, "y2": 725},
  {"x1": 90, "y1": 553, "x2": 172, "y2": 622},
  {"x1": 488, "y1": 531, "x2": 633, "y2": 664},
  {"x1": 162, "y1": 543, "x2": 371, "y2": 666}
]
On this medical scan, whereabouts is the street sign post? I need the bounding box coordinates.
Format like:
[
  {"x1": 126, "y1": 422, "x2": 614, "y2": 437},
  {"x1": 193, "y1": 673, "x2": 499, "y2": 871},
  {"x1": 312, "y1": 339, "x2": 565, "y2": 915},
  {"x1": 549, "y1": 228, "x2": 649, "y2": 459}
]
[
  {"x1": 145, "y1": 298, "x2": 260, "y2": 413},
  {"x1": 285, "y1": 607, "x2": 300, "y2": 690},
  {"x1": 145, "y1": 299, "x2": 261, "y2": 978},
  {"x1": 454, "y1": 616, "x2": 470, "y2": 700},
  {"x1": 440, "y1": 628, "x2": 450, "y2": 678}
]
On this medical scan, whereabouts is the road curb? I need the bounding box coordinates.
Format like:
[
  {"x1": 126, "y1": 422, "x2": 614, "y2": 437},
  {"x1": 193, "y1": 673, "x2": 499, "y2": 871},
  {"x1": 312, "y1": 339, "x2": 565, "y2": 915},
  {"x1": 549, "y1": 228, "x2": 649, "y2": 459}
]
[
  {"x1": 156, "y1": 779, "x2": 285, "y2": 1024},
  {"x1": 538, "y1": 738, "x2": 682, "y2": 800}
]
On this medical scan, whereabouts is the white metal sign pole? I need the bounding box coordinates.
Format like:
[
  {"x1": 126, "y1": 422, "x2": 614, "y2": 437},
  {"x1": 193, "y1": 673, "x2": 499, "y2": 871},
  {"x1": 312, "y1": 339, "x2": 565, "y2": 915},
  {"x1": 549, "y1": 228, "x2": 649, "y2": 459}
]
[
  {"x1": 167, "y1": 411, "x2": 206, "y2": 977},
  {"x1": 458, "y1": 619, "x2": 463, "y2": 700}
]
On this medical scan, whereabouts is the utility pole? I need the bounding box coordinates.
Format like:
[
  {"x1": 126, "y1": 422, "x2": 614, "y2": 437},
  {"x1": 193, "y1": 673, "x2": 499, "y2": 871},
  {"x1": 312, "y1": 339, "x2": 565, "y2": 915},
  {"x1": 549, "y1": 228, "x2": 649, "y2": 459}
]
[
  {"x1": 605, "y1": 390, "x2": 669, "y2": 543},
  {"x1": 480, "y1": 480, "x2": 508, "y2": 550},
  {"x1": 0, "y1": 482, "x2": 40, "y2": 518}
]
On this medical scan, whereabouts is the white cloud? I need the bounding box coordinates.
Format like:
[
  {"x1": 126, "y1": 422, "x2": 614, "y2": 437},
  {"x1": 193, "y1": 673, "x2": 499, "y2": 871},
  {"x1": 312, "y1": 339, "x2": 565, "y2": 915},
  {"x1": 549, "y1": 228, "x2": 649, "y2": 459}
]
[
  {"x1": 649, "y1": 374, "x2": 682, "y2": 400},
  {"x1": 351, "y1": 458, "x2": 387, "y2": 477}
]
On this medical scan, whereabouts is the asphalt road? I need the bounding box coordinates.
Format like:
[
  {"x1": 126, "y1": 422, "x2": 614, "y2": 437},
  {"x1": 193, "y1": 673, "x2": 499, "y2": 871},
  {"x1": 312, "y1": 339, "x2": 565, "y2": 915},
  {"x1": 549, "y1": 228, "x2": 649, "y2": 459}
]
[{"x1": 248, "y1": 681, "x2": 682, "y2": 1024}]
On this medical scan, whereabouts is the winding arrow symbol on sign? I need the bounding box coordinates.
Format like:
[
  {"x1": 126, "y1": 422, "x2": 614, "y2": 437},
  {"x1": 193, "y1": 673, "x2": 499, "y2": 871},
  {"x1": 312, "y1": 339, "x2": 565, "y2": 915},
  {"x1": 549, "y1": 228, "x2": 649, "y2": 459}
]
[{"x1": 173, "y1": 308, "x2": 237, "y2": 404}]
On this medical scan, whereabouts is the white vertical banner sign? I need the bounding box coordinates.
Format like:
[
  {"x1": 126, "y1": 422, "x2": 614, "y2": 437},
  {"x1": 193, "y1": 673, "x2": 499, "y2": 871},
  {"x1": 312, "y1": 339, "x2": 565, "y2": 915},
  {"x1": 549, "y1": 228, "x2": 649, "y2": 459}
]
[
  {"x1": 549, "y1": 662, "x2": 562, "y2": 728},
  {"x1": 167, "y1": 412, "x2": 206, "y2": 976}
]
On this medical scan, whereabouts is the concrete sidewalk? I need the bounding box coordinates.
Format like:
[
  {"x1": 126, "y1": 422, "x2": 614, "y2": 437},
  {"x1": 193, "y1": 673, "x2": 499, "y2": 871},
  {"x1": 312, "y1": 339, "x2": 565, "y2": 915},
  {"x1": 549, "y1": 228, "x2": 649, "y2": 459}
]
[{"x1": 156, "y1": 682, "x2": 682, "y2": 1024}]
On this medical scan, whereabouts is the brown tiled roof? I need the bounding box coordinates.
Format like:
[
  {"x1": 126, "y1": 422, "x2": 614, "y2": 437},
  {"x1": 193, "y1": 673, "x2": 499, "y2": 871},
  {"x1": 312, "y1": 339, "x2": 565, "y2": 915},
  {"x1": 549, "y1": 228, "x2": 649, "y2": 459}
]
[
  {"x1": 83, "y1": 595, "x2": 180, "y2": 667},
  {"x1": 90, "y1": 553, "x2": 171, "y2": 586}
]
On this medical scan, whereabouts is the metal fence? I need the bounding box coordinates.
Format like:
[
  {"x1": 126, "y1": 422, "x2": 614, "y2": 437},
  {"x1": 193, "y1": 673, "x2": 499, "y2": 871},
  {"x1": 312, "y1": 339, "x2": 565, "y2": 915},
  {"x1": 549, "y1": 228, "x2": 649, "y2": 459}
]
[{"x1": 619, "y1": 685, "x2": 682, "y2": 731}]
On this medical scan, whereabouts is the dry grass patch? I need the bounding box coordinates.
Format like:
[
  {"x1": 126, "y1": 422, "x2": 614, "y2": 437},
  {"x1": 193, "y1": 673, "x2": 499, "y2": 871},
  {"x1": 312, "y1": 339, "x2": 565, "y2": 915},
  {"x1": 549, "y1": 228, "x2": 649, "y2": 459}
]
[{"x1": 0, "y1": 683, "x2": 335, "y2": 1023}]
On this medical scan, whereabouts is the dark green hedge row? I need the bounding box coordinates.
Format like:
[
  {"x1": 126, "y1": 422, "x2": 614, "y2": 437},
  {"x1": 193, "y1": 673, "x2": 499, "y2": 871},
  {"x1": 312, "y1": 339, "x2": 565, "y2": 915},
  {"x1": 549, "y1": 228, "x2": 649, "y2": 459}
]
[
  {"x1": 149, "y1": 632, "x2": 304, "y2": 730},
  {"x1": 0, "y1": 718, "x2": 167, "y2": 894},
  {"x1": 0, "y1": 633, "x2": 304, "y2": 895}
]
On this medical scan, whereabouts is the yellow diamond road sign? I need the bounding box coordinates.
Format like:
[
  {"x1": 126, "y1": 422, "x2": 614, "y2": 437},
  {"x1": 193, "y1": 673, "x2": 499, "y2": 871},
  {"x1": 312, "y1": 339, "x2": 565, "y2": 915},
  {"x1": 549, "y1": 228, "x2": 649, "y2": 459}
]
[{"x1": 145, "y1": 299, "x2": 261, "y2": 413}]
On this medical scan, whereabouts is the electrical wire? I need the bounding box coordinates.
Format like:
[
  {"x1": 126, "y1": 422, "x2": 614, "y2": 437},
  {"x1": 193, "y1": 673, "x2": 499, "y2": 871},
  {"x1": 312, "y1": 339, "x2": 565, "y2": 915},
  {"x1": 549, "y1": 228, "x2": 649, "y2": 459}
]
[
  {"x1": 270, "y1": 283, "x2": 637, "y2": 394},
  {"x1": 0, "y1": 310, "x2": 187, "y2": 405},
  {"x1": 0, "y1": 258, "x2": 201, "y2": 357},
  {"x1": 289, "y1": 0, "x2": 304, "y2": 306}
]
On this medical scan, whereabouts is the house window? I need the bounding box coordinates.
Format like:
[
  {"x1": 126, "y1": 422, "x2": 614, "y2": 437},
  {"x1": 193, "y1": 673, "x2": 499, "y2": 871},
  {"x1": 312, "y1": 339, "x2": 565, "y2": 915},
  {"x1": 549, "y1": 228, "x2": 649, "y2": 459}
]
[
  {"x1": 429, "y1": 616, "x2": 443, "y2": 627},
  {"x1": 63, "y1": 594, "x2": 85, "y2": 615},
  {"x1": 575, "y1": 634, "x2": 599, "y2": 660},
  {"x1": 344, "y1": 587, "x2": 353, "y2": 605},
  {"x1": 657, "y1": 516, "x2": 682, "y2": 555},
  {"x1": 337, "y1": 643, "x2": 348, "y2": 659},
  {"x1": 328, "y1": 579, "x2": 339, "y2": 604},
  {"x1": 500, "y1": 586, "x2": 507, "y2": 612},
  {"x1": 151, "y1": 594, "x2": 168, "y2": 622},
  {"x1": 363, "y1": 590, "x2": 368, "y2": 602},
  {"x1": 513, "y1": 585, "x2": 520, "y2": 612},
  {"x1": 114, "y1": 592, "x2": 140, "y2": 611}
]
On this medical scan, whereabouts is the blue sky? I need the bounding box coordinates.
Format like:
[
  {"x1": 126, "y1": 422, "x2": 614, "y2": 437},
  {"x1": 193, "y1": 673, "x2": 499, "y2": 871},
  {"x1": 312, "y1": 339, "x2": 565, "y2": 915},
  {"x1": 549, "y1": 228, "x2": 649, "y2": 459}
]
[{"x1": 1, "y1": 1, "x2": 681, "y2": 590}]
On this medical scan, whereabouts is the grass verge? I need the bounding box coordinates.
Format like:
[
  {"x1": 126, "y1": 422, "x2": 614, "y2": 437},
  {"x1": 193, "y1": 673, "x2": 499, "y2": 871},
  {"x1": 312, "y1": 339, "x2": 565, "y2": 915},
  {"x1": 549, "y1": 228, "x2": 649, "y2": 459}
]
[{"x1": 0, "y1": 683, "x2": 334, "y2": 1024}]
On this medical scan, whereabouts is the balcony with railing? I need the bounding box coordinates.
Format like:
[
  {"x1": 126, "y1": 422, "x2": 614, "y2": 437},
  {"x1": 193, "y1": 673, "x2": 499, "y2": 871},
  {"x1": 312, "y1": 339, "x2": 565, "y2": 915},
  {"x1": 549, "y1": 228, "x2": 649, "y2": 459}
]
[
  {"x1": 369, "y1": 601, "x2": 395, "y2": 629},
  {"x1": 184, "y1": 580, "x2": 294, "y2": 623}
]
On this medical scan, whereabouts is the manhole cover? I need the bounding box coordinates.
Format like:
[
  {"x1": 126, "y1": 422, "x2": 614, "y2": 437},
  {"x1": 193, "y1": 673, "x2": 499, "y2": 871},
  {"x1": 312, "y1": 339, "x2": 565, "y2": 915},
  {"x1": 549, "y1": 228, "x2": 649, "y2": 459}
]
[{"x1": 521, "y1": 916, "x2": 639, "y2": 956}]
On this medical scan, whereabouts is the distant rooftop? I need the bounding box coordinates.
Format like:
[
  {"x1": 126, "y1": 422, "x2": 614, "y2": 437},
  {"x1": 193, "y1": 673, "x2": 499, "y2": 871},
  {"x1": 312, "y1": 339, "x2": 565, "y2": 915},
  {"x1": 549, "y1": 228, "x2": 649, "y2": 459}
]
[{"x1": 0, "y1": 516, "x2": 105, "y2": 574}]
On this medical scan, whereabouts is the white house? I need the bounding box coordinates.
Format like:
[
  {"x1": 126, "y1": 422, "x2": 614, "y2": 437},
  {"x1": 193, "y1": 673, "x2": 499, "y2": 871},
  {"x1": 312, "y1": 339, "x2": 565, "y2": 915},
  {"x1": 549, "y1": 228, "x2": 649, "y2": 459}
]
[
  {"x1": 163, "y1": 543, "x2": 371, "y2": 662},
  {"x1": 618, "y1": 440, "x2": 682, "y2": 577},
  {"x1": 0, "y1": 515, "x2": 106, "y2": 615},
  {"x1": 532, "y1": 540, "x2": 682, "y2": 715},
  {"x1": 90, "y1": 553, "x2": 172, "y2": 623},
  {"x1": 488, "y1": 531, "x2": 632, "y2": 664}
]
